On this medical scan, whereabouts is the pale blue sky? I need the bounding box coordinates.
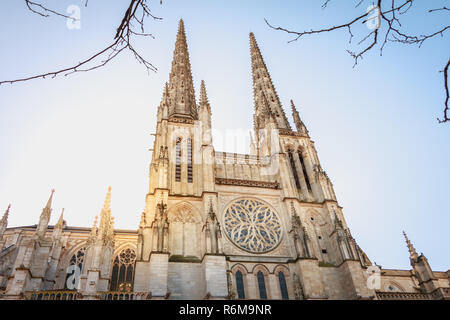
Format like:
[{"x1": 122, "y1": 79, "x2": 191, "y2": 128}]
[{"x1": 0, "y1": 1, "x2": 449, "y2": 271}]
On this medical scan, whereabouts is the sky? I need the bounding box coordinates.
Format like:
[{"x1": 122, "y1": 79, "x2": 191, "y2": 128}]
[{"x1": 0, "y1": 0, "x2": 449, "y2": 271}]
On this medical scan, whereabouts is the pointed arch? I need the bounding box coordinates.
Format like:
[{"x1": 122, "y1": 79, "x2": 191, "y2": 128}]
[
  {"x1": 274, "y1": 265, "x2": 290, "y2": 300},
  {"x1": 167, "y1": 201, "x2": 202, "y2": 223},
  {"x1": 167, "y1": 201, "x2": 202, "y2": 258},
  {"x1": 109, "y1": 247, "x2": 137, "y2": 292},
  {"x1": 231, "y1": 264, "x2": 249, "y2": 300}
]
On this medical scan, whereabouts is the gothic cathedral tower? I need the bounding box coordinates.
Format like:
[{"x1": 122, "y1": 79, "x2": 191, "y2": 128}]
[{"x1": 133, "y1": 19, "x2": 374, "y2": 300}]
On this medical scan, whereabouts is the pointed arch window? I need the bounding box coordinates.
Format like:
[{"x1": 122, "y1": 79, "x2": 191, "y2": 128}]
[
  {"x1": 235, "y1": 271, "x2": 245, "y2": 299},
  {"x1": 278, "y1": 272, "x2": 289, "y2": 300},
  {"x1": 288, "y1": 150, "x2": 301, "y2": 189},
  {"x1": 298, "y1": 152, "x2": 312, "y2": 191},
  {"x1": 175, "y1": 138, "x2": 182, "y2": 182},
  {"x1": 64, "y1": 247, "x2": 85, "y2": 290},
  {"x1": 187, "y1": 138, "x2": 193, "y2": 183},
  {"x1": 257, "y1": 271, "x2": 267, "y2": 299},
  {"x1": 110, "y1": 248, "x2": 136, "y2": 292}
]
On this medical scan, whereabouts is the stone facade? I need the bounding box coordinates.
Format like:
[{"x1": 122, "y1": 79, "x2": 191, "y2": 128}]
[{"x1": 0, "y1": 19, "x2": 448, "y2": 300}]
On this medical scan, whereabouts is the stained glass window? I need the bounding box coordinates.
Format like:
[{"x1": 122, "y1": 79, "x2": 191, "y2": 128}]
[{"x1": 110, "y1": 248, "x2": 136, "y2": 292}]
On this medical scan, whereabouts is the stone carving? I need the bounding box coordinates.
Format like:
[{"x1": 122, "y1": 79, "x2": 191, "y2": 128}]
[{"x1": 154, "y1": 201, "x2": 169, "y2": 252}]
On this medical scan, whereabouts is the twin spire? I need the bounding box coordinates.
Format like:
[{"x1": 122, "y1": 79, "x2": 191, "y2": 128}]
[
  {"x1": 167, "y1": 19, "x2": 197, "y2": 119},
  {"x1": 249, "y1": 32, "x2": 291, "y2": 132},
  {"x1": 161, "y1": 19, "x2": 308, "y2": 134}
]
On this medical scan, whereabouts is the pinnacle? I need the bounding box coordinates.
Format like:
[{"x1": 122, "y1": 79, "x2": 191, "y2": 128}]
[
  {"x1": 103, "y1": 186, "x2": 112, "y2": 210},
  {"x1": 45, "y1": 189, "x2": 55, "y2": 209},
  {"x1": 403, "y1": 231, "x2": 419, "y2": 259},
  {"x1": 199, "y1": 80, "x2": 209, "y2": 106},
  {"x1": 291, "y1": 100, "x2": 298, "y2": 113},
  {"x1": 2, "y1": 204, "x2": 10, "y2": 221},
  {"x1": 55, "y1": 208, "x2": 65, "y2": 228}
]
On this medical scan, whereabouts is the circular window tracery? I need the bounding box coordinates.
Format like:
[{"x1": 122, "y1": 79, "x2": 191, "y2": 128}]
[
  {"x1": 223, "y1": 199, "x2": 282, "y2": 253},
  {"x1": 118, "y1": 248, "x2": 136, "y2": 265}
]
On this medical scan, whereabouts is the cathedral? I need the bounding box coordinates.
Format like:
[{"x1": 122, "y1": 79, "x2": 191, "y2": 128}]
[{"x1": 0, "y1": 20, "x2": 448, "y2": 300}]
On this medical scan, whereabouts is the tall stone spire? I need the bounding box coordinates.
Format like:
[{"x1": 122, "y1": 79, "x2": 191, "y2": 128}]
[
  {"x1": 0, "y1": 204, "x2": 10, "y2": 238},
  {"x1": 167, "y1": 19, "x2": 197, "y2": 120},
  {"x1": 249, "y1": 32, "x2": 291, "y2": 132},
  {"x1": 403, "y1": 231, "x2": 419, "y2": 260},
  {"x1": 36, "y1": 189, "x2": 55, "y2": 239},
  {"x1": 291, "y1": 100, "x2": 309, "y2": 135}
]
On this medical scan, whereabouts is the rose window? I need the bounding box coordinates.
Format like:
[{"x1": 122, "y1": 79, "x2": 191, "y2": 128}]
[{"x1": 223, "y1": 199, "x2": 282, "y2": 253}]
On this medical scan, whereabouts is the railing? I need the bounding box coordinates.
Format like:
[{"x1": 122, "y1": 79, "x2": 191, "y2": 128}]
[
  {"x1": 24, "y1": 290, "x2": 151, "y2": 300},
  {"x1": 377, "y1": 287, "x2": 450, "y2": 300},
  {"x1": 26, "y1": 291, "x2": 79, "y2": 300},
  {"x1": 100, "y1": 292, "x2": 151, "y2": 300}
]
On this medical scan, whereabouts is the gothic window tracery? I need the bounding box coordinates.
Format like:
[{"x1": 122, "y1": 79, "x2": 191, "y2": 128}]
[
  {"x1": 110, "y1": 248, "x2": 136, "y2": 292},
  {"x1": 64, "y1": 247, "x2": 85, "y2": 290},
  {"x1": 223, "y1": 199, "x2": 282, "y2": 253}
]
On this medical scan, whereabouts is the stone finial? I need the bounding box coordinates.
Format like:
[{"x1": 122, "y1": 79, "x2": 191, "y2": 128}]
[
  {"x1": 0, "y1": 204, "x2": 10, "y2": 237},
  {"x1": 403, "y1": 231, "x2": 419, "y2": 260},
  {"x1": 45, "y1": 189, "x2": 55, "y2": 209},
  {"x1": 88, "y1": 215, "x2": 98, "y2": 243},
  {"x1": 1, "y1": 204, "x2": 10, "y2": 225},
  {"x1": 55, "y1": 208, "x2": 65, "y2": 229},
  {"x1": 35, "y1": 189, "x2": 55, "y2": 238},
  {"x1": 291, "y1": 100, "x2": 309, "y2": 134},
  {"x1": 199, "y1": 80, "x2": 210, "y2": 109}
]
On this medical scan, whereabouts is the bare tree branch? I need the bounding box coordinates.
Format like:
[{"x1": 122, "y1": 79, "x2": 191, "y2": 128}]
[
  {"x1": 1, "y1": 0, "x2": 162, "y2": 85},
  {"x1": 429, "y1": 7, "x2": 450, "y2": 13},
  {"x1": 438, "y1": 59, "x2": 450, "y2": 123},
  {"x1": 25, "y1": 0, "x2": 74, "y2": 20},
  {"x1": 265, "y1": 0, "x2": 450, "y2": 123}
]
